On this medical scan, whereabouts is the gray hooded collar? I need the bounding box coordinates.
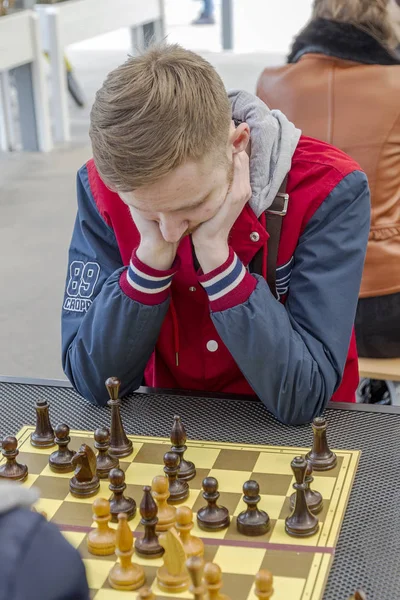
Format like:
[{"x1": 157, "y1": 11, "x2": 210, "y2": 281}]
[{"x1": 229, "y1": 90, "x2": 301, "y2": 217}]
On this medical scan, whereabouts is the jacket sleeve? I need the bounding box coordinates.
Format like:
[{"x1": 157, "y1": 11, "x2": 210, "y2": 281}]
[
  {"x1": 15, "y1": 515, "x2": 89, "y2": 600},
  {"x1": 62, "y1": 166, "x2": 171, "y2": 405},
  {"x1": 202, "y1": 170, "x2": 370, "y2": 425}
]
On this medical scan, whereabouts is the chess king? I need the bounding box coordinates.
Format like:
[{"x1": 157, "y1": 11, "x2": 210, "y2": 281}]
[{"x1": 61, "y1": 43, "x2": 369, "y2": 425}]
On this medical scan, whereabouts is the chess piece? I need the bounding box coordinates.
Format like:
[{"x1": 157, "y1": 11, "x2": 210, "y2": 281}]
[
  {"x1": 49, "y1": 424, "x2": 76, "y2": 473},
  {"x1": 106, "y1": 377, "x2": 133, "y2": 458},
  {"x1": 187, "y1": 556, "x2": 206, "y2": 600},
  {"x1": 176, "y1": 506, "x2": 204, "y2": 557},
  {"x1": 135, "y1": 486, "x2": 164, "y2": 558},
  {"x1": 30, "y1": 399, "x2": 55, "y2": 448},
  {"x1": 306, "y1": 417, "x2": 337, "y2": 471},
  {"x1": 138, "y1": 587, "x2": 156, "y2": 600},
  {"x1": 349, "y1": 592, "x2": 367, "y2": 600},
  {"x1": 164, "y1": 451, "x2": 189, "y2": 504},
  {"x1": 108, "y1": 513, "x2": 145, "y2": 591},
  {"x1": 0, "y1": 436, "x2": 28, "y2": 482},
  {"x1": 236, "y1": 480, "x2": 270, "y2": 536},
  {"x1": 290, "y1": 461, "x2": 323, "y2": 515},
  {"x1": 285, "y1": 456, "x2": 319, "y2": 537},
  {"x1": 157, "y1": 527, "x2": 189, "y2": 593},
  {"x1": 197, "y1": 477, "x2": 230, "y2": 531},
  {"x1": 204, "y1": 562, "x2": 231, "y2": 600},
  {"x1": 170, "y1": 416, "x2": 196, "y2": 482},
  {"x1": 254, "y1": 569, "x2": 274, "y2": 599},
  {"x1": 95, "y1": 427, "x2": 119, "y2": 478},
  {"x1": 87, "y1": 497, "x2": 116, "y2": 556},
  {"x1": 109, "y1": 467, "x2": 136, "y2": 522},
  {"x1": 152, "y1": 475, "x2": 176, "y2": 532},
  {"x1": 69, "y1": 444, "x2": 100, "y2": 498}
]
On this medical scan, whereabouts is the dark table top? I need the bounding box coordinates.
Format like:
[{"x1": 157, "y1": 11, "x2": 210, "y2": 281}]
[{"x1": 1, "y1": 376, "x2": 399, "y2": 600}]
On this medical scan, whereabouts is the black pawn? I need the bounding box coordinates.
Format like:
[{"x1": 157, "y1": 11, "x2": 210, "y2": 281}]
[
  {"x1": 285, "y1": 456, "x2": 319, "y2": 537},
  {"x1": 170, "y1": 416, "x2": 196, "y2": 482},
  {"x1": 95, "y1": 427, "x2": 119, "y2": 479},
  {"x1": 197, "y1": 477, "x2": 230, "y2": 531},
  {"x1": 108, "y1": 467, "x2": 136, "y2": 522},
  {"x1": 135, "y1": 486, "x2": 164, "y2": 558},
  {"x1": 31, "y1": 399, "x2": 55, "y2": 448},
  {"x1": 290, "y1": 461, "x2": 323, "y2": 515},
  {"x1": 49, "y1": 424, "x2": 76, "y2": 473},
  {"x1": 0, "y1": 436, "x2": 28, "y2": 482},
  {"x1": 306, "y1": 417, "x2": 337, "y2": 471},
  {"x1": 164, "y1": 451, "x2": 189, "y2": 504},
  {"x1": 106, "y1": 377, "x2": 133, "y2": 458},
  {"x1": 237, "y1": 480, "x2": 270, "y2": 536}
]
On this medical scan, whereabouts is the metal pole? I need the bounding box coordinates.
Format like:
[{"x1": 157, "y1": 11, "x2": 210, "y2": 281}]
[
  {"x1": 221, "y1": 0, "x2": 233, "y2": 50},
  {"x1": 47, "y1": 8, "x2": 70, "y2": 142}
]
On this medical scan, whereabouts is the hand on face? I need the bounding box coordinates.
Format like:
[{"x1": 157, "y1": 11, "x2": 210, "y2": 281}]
[
  {"x1": 131, "y1": 206, "x2": 179, "y2": 271},
  {"x1": 128, "y1": 123, "x2": 251, "y2": 273},
  {"x1": 192, "y1": 150, "x2": 252, "y2": 272}
]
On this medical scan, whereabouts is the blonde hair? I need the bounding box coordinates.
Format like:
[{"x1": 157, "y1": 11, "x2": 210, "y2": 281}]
[
  {"x1": 312, "y1": 0, "x2": 397, "y2": 44},
  {"x1": 89, "y1": 44, "x2": 232, "y2": 192}
]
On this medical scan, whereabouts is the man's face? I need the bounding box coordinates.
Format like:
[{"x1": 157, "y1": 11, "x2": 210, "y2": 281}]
[{"x1": 120, "y1": 153, "x2": 234, "y2": 244}]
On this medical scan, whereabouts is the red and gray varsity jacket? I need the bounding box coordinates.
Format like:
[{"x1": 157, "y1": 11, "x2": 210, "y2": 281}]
[{"x1": 62, "y1": 136, "x2": 370, "y2": 425}]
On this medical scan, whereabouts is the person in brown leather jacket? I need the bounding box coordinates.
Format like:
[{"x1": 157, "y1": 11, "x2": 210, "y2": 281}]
[{"x1": 257, "y1": 0, "x2": 400, "y2": 360}]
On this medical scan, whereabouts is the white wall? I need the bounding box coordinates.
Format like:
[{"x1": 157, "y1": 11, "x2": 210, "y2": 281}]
[{"x1": 233, "y1": 0, "x2": 314, "y2": 52}]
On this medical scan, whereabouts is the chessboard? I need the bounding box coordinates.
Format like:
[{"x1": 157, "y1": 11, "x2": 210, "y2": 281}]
[{"x1": 12, "y1": 424, "x2": 360, "y2": 600}]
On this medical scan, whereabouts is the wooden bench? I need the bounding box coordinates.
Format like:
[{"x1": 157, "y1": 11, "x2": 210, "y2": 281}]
[{"x1": 358, "y1": 357, "x2": 400, "y2": 382}]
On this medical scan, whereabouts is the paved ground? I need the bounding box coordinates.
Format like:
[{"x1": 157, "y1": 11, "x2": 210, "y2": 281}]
[{"x1": 0, "y1": 1, "x2": 311, "y2": 380}]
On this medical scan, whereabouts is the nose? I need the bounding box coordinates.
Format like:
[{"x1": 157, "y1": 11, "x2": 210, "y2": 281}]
[{"x1": 159, "y1": 217, "x2": 189, "y2": 243}]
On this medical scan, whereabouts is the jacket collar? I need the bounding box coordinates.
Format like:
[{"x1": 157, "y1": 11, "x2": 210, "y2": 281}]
[{"x1": 288, "y1": 18, "x2": 400, "y2": 66}]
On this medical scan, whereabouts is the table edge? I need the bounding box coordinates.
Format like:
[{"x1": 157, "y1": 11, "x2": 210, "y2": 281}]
[{"x1": 1, "y1": 375, "x2": 399, "y2": 415}]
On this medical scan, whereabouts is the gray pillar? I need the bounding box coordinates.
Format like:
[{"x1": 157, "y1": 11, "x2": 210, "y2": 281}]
[
  {"x1": 221, "y1": 0, "x2": 234, "y2": 50},
  {"x1": 13, "y1": 63, "x2": 39, "y2": 152}
]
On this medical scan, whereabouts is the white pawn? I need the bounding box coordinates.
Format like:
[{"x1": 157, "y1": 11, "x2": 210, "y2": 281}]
[
  {"x1": 87, "y1": 497, "x2": 116, "y2": 556},
  {"x1": 176, "y1": 506, "x2": 204, "y2": 558},
  {"x1": 152, "y1": 475, "x2": 176, "y2": 532},
  {"x1": 204, "y1": 563, "x2": 231, "y2": 600},
  {"x1": 254, "y1": 569, "x2": 274, "y2": 599}
]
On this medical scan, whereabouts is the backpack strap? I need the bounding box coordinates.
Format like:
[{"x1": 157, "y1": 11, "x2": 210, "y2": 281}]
[
  {"x1": 250, "y1": 175, "x2": 289, "y2": 298},
  {"x1": 265, "y1": 174, "x2": 289, "y2": 298}
]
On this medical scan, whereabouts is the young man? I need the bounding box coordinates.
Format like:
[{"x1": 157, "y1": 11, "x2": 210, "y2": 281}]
[{"x1": 62, "y1": 44, "x2": 370, "y2": 426}]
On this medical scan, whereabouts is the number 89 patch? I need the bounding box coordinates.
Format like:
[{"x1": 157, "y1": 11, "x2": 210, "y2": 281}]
[{"x1": 63, "y1": 261, "x2": 100, "y2": 312}]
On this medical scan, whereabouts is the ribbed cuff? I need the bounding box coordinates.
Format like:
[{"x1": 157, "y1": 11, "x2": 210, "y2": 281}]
[
  {"x1": 119, "y1": 251, "x2": 180, "y2": 305},
  {"x1": 198, "y1": 248, "x2": 257, "y2": 311}
]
